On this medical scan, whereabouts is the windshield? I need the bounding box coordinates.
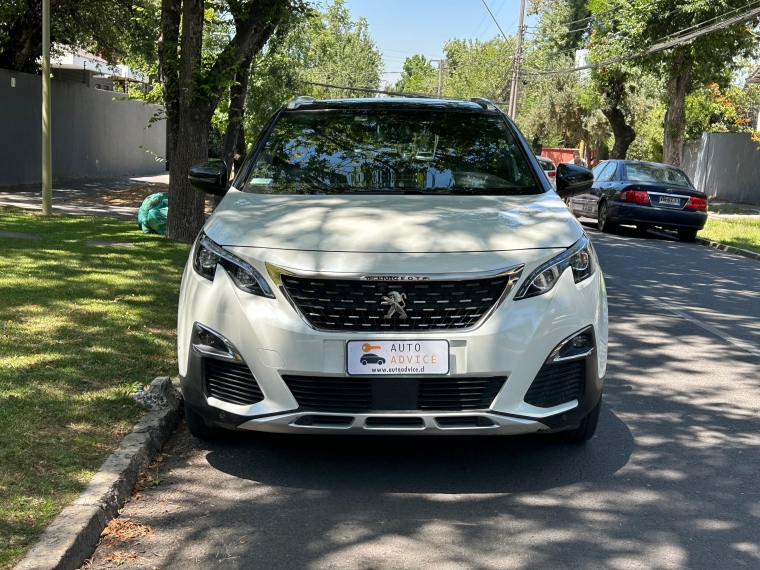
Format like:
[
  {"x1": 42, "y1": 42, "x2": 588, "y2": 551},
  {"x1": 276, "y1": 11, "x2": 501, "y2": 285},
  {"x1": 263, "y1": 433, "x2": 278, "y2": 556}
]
[
  {"x1": 624, "y1": 163, "x2": 692, "y2": 188},
  {"x1": 243, "y1": 109, "x2": 542, "y2": 195}
]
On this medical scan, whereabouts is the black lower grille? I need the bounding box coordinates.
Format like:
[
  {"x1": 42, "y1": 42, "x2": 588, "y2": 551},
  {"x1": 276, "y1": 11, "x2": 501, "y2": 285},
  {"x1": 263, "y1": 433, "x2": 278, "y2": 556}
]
[
  {"x1": 280, "y1": 273, "x2": 519, "y2": 332},
  {"x1": 204, "y1": 358, "x2": 264, "y2": 406},
  {"x1": 436, "y1": 416, "x2": 496, "y2": 428},
  {"x1": 281, "y1": 375, "x2": 506, "y2": 412},
  {"x1": 365, "y1": 417, "x2": 424, "y2": 428},
  {"x1": 524, "y1": 360, "x2": 585, "y2": 408}
]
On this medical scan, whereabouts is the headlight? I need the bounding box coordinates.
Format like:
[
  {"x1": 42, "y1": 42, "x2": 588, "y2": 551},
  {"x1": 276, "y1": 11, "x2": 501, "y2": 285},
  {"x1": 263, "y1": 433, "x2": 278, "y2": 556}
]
[
  {"x1": 192, "y1": 232, "x2": 275, "y2": 298},
  {"x1": 514, "y1": 235, "x2": 595, "y2": 300}
]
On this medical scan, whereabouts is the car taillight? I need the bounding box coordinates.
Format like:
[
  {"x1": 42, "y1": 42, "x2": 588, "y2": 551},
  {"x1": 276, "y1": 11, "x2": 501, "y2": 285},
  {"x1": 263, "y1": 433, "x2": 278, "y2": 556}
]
[
  {"x1": 548, "y1": 171, "x2": 556, "y2": 177},
  {"x1": 617, "y1": 190, "x2": 650, "y2": 204},
  {"x1": 685, "y1": 196, "x2": 708, "y2": 211}
]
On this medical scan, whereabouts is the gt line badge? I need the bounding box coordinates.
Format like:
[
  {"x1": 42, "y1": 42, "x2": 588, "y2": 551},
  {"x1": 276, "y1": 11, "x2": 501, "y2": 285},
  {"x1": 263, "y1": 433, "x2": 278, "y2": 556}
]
[{"x1": 381, "y1": 291, "x2": 407, "y2": 319}]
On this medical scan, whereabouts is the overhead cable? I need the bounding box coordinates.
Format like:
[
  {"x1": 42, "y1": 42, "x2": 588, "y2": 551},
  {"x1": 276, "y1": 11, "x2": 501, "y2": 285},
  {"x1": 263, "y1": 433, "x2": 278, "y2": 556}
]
[{"x1": 524, "y1": 4, "x2": 760, "y2": 76}]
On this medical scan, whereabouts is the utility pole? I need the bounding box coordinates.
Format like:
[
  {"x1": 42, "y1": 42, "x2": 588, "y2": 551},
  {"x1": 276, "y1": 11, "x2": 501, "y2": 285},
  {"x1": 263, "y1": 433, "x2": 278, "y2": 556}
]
[
  {"x1": 42, "y1": 0, "x2": 52, "y2": 215},
  {"x1": 433, "y1": 59, "x2": 445, "y2": 98},
  {"x1": 508, "y1": 0, "x2": 526, "y2": 119}
]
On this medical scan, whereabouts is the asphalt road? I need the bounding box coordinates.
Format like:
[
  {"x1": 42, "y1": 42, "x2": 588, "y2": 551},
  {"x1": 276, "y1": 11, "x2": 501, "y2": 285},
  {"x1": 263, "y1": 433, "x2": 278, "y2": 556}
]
[{"x1": 87, "y1": 224, "x2": 760, "y2": 570}]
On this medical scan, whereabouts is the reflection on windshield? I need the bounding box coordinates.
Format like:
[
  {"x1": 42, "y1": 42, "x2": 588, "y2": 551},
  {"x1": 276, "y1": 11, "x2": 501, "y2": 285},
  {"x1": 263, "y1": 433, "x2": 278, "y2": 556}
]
[
  {"x1": 243, "y1": 110, "x2": 541, "y2": 196},
  {"x1": 624, "y1": 163, "x2": 692, "y2": 187}
]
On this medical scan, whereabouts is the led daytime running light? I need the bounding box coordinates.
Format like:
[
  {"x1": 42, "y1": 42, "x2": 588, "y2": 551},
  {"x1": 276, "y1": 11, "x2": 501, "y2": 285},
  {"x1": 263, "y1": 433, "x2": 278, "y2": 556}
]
[
  {"x1": 515, "y1": 236, "x2": 595, "y2": 300},
  {"x1": 192, "y1": 233, "x2": 275, "y2": 298}
]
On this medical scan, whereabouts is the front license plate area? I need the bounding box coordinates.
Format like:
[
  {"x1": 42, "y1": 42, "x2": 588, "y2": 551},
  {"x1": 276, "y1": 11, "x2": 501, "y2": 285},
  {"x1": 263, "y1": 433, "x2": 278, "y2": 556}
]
[
  {"x1": 658, "y1": 196, "x2": 681, "y2": 206},
  {"x1": 346, "y1": 340, "x2": 450, "y2": 375}
]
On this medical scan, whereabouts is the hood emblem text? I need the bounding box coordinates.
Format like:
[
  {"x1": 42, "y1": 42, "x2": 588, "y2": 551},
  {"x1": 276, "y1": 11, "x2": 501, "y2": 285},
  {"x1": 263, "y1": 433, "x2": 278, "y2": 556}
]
[
  {"x1": 363, "y1": 276, "x2": 430, "y2": 281},
  {"x1": 381, "y1": 291, "x2": 407, "y2": 319}
]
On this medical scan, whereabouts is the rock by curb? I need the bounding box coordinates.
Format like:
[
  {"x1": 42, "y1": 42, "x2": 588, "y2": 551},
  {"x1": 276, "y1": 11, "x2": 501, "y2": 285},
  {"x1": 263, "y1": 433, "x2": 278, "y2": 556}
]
[{"x1": 14, "y1": 377, "x2": 183, "y2": 570}]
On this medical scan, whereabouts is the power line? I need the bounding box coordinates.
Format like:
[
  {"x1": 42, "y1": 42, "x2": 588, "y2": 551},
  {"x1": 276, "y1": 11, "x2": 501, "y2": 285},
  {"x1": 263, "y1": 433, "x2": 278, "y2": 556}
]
[
  {"x1": 480, "y1": 0, "x2": 510, "y2": 40},
  {"x1": 523, "y1": 4, "x2": 760, "y2": 76}
]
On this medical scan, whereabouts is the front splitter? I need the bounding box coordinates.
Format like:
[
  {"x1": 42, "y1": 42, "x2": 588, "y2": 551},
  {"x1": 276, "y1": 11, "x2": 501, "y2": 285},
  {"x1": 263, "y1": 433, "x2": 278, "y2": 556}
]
[{"x1": 237, "y1": 411, "x2": 548, "y2": 435}]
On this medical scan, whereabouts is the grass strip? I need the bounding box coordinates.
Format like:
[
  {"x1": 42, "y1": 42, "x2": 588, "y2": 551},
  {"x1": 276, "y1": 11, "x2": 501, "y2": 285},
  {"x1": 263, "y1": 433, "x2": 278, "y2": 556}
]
[
  {"x1": 0, "y1": 207, "x2": 189, "y2": 569},
  {"x1": 699, "y1": 217, "x2": 760, "y2": 255}
]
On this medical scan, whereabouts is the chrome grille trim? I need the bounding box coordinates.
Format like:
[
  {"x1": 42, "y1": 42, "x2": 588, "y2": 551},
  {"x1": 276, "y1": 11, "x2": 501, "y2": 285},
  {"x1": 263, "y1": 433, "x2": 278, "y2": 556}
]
[{"x1": 267, "y1": 263, "x2": 524, "y2": 334}]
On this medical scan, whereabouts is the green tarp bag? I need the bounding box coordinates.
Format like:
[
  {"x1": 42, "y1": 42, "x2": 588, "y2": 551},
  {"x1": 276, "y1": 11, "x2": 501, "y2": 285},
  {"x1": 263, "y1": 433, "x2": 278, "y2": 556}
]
[{"x1": 137, "y1": 192, "x2": 169, "y2": 235}]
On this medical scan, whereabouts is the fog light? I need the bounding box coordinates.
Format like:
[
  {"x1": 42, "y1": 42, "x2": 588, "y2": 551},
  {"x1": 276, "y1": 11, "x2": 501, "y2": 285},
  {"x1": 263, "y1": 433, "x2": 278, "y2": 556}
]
[
  {"x1": 191, "y1": 323, "x2": 242, "y2": 361},
  {"x1": 572, "y1": 334, "x2": 590, "y2": 348},
  {"x1": 548, "y1": 327, "x2": 595, "y2": 362}
]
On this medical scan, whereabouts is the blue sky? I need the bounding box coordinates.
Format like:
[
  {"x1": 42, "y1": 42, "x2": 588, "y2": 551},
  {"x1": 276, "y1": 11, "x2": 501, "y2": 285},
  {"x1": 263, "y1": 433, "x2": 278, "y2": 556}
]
[{"x1": 343, "y1": 0, "x2": 537, "y2": 84}]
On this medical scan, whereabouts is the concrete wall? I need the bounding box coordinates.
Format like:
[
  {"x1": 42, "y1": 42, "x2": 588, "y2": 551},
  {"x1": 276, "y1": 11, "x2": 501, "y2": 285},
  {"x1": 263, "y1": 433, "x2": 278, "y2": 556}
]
[
  {"x1": 682, "y1": 132, "x2": 760, "y2": 205},
  {"x1": 0, "y1": 68, "x2": 166, "y2": 186}
]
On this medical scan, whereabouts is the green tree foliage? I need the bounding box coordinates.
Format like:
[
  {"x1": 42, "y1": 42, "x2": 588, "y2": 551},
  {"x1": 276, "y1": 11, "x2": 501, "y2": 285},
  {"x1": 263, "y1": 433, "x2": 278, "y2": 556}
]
[
  {"x1": 159, "y1": 0, "x2": 310, "y2": 242},
  {"x1": 517, "y1": 0, "x2": 593, "y2": 152},
  {"x1": 587, "y1": 0, "x2": 760, "y2": 166},
  {"x1": 685, "y1": 82, "x2": 760, "y2": 140},
  {"x1": 0, "y1": 0, "x2": 157, "y2": 73},
  {"x1": 244, "y1": 0, "x2": 382, "y2": 141},
  {"x1": 394, "y1": 54, "x2": 437, "y2": 94},
  {"x1": 442, "y1": 37, "x2": 513, "y2": 101}
]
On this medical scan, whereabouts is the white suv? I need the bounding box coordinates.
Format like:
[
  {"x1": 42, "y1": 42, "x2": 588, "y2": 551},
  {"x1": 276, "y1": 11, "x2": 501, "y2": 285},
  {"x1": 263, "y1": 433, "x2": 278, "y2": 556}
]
[{"x1": 180, "y1": 97, "x2": 607, "y2": 442}]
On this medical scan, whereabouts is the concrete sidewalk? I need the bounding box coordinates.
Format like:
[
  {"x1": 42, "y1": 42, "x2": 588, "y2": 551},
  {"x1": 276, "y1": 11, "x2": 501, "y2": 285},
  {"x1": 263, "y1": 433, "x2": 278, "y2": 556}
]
[{"x1": 0, "y1": 173, "x2": 169, "y2": 219}]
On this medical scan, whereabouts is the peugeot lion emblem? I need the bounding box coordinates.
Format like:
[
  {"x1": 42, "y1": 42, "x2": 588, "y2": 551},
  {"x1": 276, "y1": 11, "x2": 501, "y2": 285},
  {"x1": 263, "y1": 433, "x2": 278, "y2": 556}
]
[{"x1": 381, "y1": 291, "x2": 407, "y2": 319}]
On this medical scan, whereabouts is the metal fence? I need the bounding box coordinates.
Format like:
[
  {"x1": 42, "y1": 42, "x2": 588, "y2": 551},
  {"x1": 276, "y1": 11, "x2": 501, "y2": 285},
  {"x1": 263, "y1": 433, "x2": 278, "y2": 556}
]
[
  {"x1": 683, "y1": 132, "x2": 760, "y2": 205},
  {"x1": 0, "y1": 68, "x2": 166, "y2": 187}
]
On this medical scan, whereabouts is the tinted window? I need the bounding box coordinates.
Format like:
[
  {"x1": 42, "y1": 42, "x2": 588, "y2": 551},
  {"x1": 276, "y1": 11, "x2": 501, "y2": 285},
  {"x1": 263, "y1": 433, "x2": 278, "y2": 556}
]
[
  {"x1": 243, "y1": 110, "x2": 541, "y2": 195},
  {"x1": 599, "y1": 162, "x2": 617, "y2": 182},
  {"x1": 591, "y1": 161, "x2": 608, "y2": 178},
  {"x1": 623, "y1": 163, "x2": 692, "y2": 187}
]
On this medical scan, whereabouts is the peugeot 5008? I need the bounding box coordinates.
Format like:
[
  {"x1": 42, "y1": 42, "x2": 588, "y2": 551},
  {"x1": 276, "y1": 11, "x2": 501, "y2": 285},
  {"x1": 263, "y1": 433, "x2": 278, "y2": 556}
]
[{"x1": 179, "y1": 97, "x2": 608, "y2": 442}]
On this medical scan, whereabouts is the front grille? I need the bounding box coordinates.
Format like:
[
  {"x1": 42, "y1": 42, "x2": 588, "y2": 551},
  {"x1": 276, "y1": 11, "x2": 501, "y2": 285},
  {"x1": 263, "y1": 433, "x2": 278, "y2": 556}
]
[
  {"x1": 280, "y1": 274, "x2": 517, "y2": 332},
  {"x1": 204, "y1": 358, "x2": 264, "y2": 406},
  {"x1": 282, "y1": 375, "x2": 507, "y2": 412},
  {"x1": 524, "y1": 360, "x2": 585, "y2": 408}
]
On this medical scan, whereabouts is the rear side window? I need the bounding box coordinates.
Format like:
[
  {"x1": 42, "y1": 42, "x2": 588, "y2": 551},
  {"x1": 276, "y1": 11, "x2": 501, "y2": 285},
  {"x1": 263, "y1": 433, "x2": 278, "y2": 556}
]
[
  {"x1": 243, "y1": 109, "x2": 542, "y2": 196},
  {"x1": 599, "y1": 162, "x2": 617, "y2": 182}
]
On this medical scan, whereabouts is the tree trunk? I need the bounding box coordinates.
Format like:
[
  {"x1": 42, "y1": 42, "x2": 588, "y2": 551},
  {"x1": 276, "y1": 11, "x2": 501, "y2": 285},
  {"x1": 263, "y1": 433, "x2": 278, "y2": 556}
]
[
  {"x1": 662, "y1": 55, "x2": 692, "y2": 167},
  {"x1": 166, "y1": 0, "x2": 208, "y2": 243},
  {"x1": 158, "y1": 0, "x2": 181, "y2": 160},
  {"x1": 601, "y1": 106, "x2": 636, "y2": 159},
  {"x1": 221, "y1": 52, "x2": 254, "y2": 182}
]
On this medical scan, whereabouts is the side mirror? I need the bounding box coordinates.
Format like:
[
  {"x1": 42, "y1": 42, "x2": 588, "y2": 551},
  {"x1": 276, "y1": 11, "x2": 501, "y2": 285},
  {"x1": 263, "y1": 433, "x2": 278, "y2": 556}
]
[
  {"x1": 555, "y1": 163, "x2": 593, "y2": 198},
  {"x1": 188, "y1": 161, "x2": 228, "y2": 197}
]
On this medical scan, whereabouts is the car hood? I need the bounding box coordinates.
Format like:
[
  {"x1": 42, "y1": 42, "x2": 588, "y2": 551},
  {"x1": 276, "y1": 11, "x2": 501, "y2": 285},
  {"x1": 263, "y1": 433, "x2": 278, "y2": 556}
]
[{"x1": 204, "y1": 190, "x2": 583, "y2": 253}]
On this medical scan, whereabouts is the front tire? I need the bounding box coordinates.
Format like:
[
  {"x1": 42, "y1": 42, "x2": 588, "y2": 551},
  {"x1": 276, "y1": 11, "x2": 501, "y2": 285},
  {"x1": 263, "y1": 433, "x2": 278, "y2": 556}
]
[
  {"x1": 678, "y1": 229, "x2": 698, "y2": 242},
  {"x1": 597, "y1": 202, "x2": 616, "y2": 233},
  {"x1": 185, "y1": 402, "x2": 225, "y2": 440},
  {"x1": 554, "y1": 396, "x2": 602, "y2": 443}
]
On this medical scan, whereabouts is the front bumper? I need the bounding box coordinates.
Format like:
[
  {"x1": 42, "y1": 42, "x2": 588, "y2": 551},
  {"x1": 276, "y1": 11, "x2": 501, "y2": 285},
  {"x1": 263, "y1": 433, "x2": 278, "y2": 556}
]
[
  {"x1": 177, "y1": 247, "x2": 608, "y2": 435},
  {"x1": 608, "y1": 202, "x2": 707, "y2": 230}
]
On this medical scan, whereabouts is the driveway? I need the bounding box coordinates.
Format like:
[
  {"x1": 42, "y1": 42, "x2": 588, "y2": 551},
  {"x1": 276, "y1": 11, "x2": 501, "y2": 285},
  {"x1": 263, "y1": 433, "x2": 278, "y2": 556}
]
[{"x1": 86, "y1": 225, "x2": 760, "y2": 570}]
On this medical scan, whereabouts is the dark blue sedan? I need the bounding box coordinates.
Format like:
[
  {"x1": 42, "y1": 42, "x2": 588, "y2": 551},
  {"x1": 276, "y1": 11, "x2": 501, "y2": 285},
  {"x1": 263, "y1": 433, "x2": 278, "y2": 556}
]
[{"x1": 567, "y1": 160, "x2": 708, "y2": 241}]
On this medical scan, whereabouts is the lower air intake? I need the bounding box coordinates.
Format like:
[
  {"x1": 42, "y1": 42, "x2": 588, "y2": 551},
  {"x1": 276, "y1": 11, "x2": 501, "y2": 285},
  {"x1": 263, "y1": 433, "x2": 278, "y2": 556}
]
[
  {"x1": 281, "y1": 375, "x2": 506, "y2": 412},
  {"x1": 204, "y1": 358, "x2": 264, "y2": 406},
  {"x1": 524, "y1": 360, "x2": 585, "y2": 408}
]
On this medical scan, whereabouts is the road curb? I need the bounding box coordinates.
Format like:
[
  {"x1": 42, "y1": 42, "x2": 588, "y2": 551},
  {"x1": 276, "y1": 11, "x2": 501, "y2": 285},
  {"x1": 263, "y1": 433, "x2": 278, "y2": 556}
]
[
  {"x1": 651, "y1": 228, "x2": 760, "y2": 262},
  {"x1": 13, "y1": 377, "x2": 183, "y2": 570},
  {"x1": 694, "y1": 237, "x2": 760, "y2": 262}
]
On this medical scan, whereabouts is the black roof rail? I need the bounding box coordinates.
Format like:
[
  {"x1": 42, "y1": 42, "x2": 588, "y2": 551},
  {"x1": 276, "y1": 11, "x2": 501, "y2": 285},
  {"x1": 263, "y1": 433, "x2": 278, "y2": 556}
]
[
  {"x1": 470, "y1": 97, "x2": 497, "y2": 111},
  {"x1": 286, "y1": 96, "x2": 317, "y2": 110}
]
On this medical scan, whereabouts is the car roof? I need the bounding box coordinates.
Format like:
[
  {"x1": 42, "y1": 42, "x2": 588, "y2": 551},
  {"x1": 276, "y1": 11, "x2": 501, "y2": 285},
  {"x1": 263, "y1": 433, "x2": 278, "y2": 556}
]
[{"x1": 283, "y1": 97, "x2": 502, "y2": 114}]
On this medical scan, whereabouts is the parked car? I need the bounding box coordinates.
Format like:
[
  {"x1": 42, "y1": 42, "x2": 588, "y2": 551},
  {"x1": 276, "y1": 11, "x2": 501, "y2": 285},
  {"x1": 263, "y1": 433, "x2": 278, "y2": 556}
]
[
  {"x1": 567, "y1": 159, "x2": 707, "y2": 241},
  {"x1": 181, "y1": 96, "x2": 606, "y2": 442},
  {"x1": 535, "y1": 155, "x2": 557, "y2": 189}
]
